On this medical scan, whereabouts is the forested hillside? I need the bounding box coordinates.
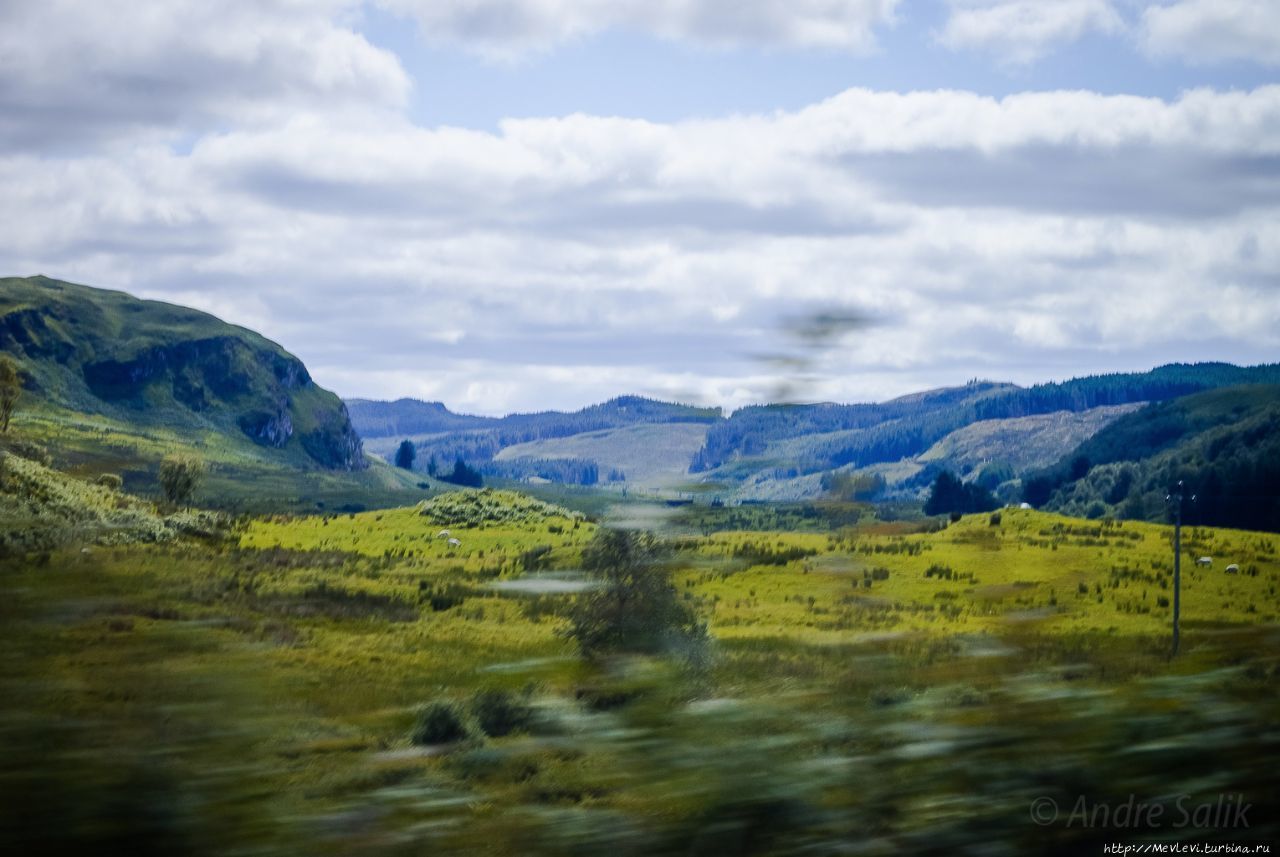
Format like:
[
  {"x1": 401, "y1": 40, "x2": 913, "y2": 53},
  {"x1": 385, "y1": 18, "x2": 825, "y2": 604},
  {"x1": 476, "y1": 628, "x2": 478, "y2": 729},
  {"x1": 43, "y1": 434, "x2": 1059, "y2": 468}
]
[
  {"x1": 346, "y1": 399, "x2": 498, "y2": 438},
  {"x1": 1028, "y1": 385, "x2": 1280, "y2": 532},
  {"x1": 693, "y1": 363, "x2": 1280, "y2": 478}
]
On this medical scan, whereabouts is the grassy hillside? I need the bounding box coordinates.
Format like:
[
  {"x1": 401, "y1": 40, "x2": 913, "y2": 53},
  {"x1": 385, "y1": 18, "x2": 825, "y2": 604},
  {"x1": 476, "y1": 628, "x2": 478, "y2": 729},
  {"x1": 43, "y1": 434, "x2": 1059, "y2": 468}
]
[
  {"x1": 3, "y1": 494, "x2": 1277, "y2": 853},
  {"x1": 0, "y1": 438, "x2": 227, "y2": 556},
  {"x1": 0, "y1": 276, "x2": 445, "y2": 512},
  {"x1": 1, "y1": 275, "x2": 364, "y2": 470}
]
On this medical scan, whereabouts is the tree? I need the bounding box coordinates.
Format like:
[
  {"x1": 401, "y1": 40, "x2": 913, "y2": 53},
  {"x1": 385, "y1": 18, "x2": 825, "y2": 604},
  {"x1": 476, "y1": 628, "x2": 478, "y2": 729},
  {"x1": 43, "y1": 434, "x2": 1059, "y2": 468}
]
[
  {"x1": 158, "y1": 453, "x2": 204, "y2": 506},
  {"x1": 441, "y1": 457, "x2": 482, "y2": 488},
  {"x1": 427, "y1": 455, "x2": 438, "y2": 477},
  {"x1": 924, "y1": 470, "x2": 997, "y2": 517},
  {"x1": 394, "y1": 439, "x2": 416, "y2": 470},
  {"x1": 0, "y1": 356, "x2": 21, "y2": 433},
  {"x1": 565, "y1": 529, "x2": 705, "y2": 658}
]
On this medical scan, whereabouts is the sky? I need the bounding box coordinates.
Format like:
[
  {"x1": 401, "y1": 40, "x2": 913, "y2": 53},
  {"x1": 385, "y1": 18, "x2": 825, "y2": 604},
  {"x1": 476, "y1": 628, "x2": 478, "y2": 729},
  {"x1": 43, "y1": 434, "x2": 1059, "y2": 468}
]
[{"x1": 1, "y1": 0, "x2": 1278, "y2": 416}]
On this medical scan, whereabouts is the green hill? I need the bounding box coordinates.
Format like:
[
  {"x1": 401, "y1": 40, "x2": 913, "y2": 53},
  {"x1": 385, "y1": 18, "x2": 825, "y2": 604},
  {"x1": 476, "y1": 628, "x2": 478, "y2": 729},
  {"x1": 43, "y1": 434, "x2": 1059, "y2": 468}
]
[
  {"x1": 1, "y1": 275, "x2": 364, "y2": 470},
  {"x1": 0, "y1": 276, "x2": 441, "y2": 513},
  {"x1": 1028, "y1": 384, "x2": 1280, "y2": 532}
]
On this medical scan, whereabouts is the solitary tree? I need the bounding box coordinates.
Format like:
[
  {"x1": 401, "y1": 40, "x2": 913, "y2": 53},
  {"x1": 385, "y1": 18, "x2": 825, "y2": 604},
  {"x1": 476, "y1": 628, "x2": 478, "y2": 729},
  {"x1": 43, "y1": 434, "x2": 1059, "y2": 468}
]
[
  {"x1": 565, "y1": 529, "x2": 705, "y2": 658},
  {"x1": 158, "y1": 453, "x2": 204, "y2": 507},
  {"x1": 395, "y1": 439, "x2": 416, "y2": 470},
  {"x1": 0, "y1": 356, "x2": 21, "y2": 433}
]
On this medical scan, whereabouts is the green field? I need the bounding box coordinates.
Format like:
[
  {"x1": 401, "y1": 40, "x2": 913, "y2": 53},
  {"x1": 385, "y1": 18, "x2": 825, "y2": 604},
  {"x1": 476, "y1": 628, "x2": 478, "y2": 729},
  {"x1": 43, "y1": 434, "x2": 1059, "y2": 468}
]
[{"x1": 3, "y1": 468, "x2": 1278, "y2": 854}]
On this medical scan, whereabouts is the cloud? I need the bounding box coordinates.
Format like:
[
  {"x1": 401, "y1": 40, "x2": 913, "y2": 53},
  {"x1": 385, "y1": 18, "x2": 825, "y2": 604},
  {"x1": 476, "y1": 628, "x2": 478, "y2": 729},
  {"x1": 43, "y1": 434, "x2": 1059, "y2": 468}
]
[
  {"x1": 0, "y1": 0, "x2": 1277, "y2": 414},
  {"x1": 4, "y1": 82, "x2": 1278, "y2": 413},
  {"x1": 938, "y1": 0, "x2": 1124, "y2": 65},
  {"x1": 0, "y1": 0, "x2": 409, "y2": 152},
  {"x1": 375, "y1": 0, "x2": 902, "y2": 59},
  {"x1": 1141, "y1": 0, "x2": 1280, "y2": 66}
]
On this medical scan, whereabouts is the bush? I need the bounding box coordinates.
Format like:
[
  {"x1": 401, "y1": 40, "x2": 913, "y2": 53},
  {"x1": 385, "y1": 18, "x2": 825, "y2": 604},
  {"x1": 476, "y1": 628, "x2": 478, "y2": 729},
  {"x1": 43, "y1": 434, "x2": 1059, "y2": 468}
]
[
  {"x1": 411, "y1": 701, "x2": 470, "y2": 745},
  {"x1": 95, "y1": 473, "x2": 123, "y2": 491},
  {"x1": 4, "y1": 437, "x2": 51, "y2": 466},
  {"x1": 158, "y1": 453, "x2": 204, "y2": 506},
  {"x1": 565, "y1": 529, "x2": 706, "y2": 658},
  {"x1": 471, "y1": 689, "x2": 534, "y2": 737}
]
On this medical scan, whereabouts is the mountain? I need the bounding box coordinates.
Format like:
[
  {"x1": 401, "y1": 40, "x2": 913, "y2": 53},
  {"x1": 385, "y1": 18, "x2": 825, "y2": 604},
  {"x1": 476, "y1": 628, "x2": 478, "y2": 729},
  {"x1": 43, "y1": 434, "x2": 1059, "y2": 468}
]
[
  {"x1": 350, "y1": 363, "x2": 1280, "y2": 501},
  {"x1": 0, "y1": 276, "x2": 435, "y2": 514},
  {"x1": 353, "y1": 395, "x2": 723, "y2": 487},
  {"x1": 689, "y1": 363, "x2": 1280, "y2": 500},
  {"x1": 916, "y1": 403, "x2": 1145, "y2": 479},
  {"x1": 1, "y1": 275, "x2": 364, "y2": 470},
  {"x1": 1027, "y1": 384, "x2": 1280, "y2": 532},
  {"x1": 346, "y1": 398, "x2": 498, "y2": 438}
]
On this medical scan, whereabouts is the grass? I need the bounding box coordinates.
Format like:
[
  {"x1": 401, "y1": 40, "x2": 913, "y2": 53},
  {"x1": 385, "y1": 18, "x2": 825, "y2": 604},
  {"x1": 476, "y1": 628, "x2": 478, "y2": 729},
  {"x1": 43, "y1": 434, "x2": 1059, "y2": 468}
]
[
  {"x1": 8, "y1": 408, "x2": 433, "y2": 514},
  {"x1": 2, "y1": 485, "x2": 1278, "y2": 854}
]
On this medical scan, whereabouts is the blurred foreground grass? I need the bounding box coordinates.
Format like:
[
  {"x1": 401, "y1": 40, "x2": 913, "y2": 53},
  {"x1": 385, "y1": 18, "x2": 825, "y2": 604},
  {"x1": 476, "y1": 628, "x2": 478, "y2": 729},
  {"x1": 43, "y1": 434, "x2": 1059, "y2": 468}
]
[{"x1": 2, "y1": 494, "x2": 1278, "y2": 855}]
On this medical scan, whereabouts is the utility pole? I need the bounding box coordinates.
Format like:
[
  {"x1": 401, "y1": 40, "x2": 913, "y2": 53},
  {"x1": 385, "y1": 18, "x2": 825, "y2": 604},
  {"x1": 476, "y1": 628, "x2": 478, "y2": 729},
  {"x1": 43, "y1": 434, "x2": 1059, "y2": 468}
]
[{"x1": 1166, "y1": 481, "x2": 1195, "y2": 657}]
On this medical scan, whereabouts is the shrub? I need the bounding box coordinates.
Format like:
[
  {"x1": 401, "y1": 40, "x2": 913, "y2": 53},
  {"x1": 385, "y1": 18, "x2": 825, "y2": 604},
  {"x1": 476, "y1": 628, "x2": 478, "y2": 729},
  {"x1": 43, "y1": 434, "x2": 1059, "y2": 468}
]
[
  {"x1": 4, "y1": 437, "x2": 51, "y2": 466},
  {"x1": 0, "y1": 355, "x2": 20, "y2": 433},
  {"x1": 411, "y1": 701, "x2": 469, "y2": 745},
  {"x1": 520, "y1": 544, "x2": 553, "y2": 571},
  {"x1": 96, "y1": 473, "x2": 123, "y2": 491},
  {"x1": 565, "y1": 529, "x2": 706, "y2": 658},
  {"x1": 471, "y1": 689, "x2": 534, "y2": 737},
  {"x1": 158, "y1": 453, "x2": 204, "y2": 506}
]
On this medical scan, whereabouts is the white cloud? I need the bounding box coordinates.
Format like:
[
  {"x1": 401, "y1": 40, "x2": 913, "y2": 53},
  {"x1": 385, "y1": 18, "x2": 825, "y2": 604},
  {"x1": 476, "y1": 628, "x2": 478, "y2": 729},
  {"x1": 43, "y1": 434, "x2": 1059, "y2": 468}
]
[
  {"x1": 0, "y1": 0, "x2": 409, "y2": 152},
  {"x1": 1, "y1": 0, "x2": 1278, "y2": 413},
  {"x1": 4, "y1": 84, "x2": 1279, "y2": 412},
  {"x1": 376, "y1": 0, "x2": 902, "y2": 59},
  {"x1": 939, "y1": 0, "x2": 1124, "y2": 65},
  {"x1": 1141, "y1": 0, "x2": 1280, "y2": 66}
]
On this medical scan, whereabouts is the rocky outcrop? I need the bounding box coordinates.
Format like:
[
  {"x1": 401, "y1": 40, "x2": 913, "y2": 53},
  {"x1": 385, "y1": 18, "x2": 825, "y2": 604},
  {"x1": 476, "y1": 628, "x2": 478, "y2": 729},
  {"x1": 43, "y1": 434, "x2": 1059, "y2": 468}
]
[
  {"x1": 238, "y1": 404, "x2": 294, "y2": 448},
  {"x1": 2, "y1": 276, "x2": 365, "y2": 471},
  {"x1": 300, "y1": 404, "x2": 366, "y2": 471},
  {"x1": 83, "y1": 336, "x2": 256, "y2": 403}
]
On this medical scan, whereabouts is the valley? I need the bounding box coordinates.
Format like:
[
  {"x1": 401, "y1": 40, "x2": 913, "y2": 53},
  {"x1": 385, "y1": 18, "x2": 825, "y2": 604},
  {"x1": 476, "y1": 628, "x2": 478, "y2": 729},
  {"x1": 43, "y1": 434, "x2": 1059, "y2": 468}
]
[{"x1": 2, "y1": 276, "x2": 1279, "y2": 854}]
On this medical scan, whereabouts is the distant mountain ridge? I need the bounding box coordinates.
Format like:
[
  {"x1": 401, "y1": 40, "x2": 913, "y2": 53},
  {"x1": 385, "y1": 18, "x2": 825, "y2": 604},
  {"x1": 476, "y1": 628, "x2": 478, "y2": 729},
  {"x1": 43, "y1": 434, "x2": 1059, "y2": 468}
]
[
  {"x1": 346, "y1": 398, "x2": 498, "y2": 438},
  {"x1": 350, "y1": 363, "x2": 1280, "y2": 500},
  {"x1": 694, "y1": 363, "x2": 1280, "y2": 478},
  {"x1": 349, "y1": 395, "x2": 721, "y2": 442},
  {"x1": 1, "y1": 275, "x2": 364, "y2": 470}
]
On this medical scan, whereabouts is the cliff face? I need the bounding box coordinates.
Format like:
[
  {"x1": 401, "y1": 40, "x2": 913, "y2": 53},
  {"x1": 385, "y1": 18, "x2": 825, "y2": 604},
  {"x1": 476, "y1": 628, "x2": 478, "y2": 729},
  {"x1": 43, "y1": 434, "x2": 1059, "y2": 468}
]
[{"x1": 0, "y1": 275, "x2": 365, "y2": 471}]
